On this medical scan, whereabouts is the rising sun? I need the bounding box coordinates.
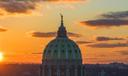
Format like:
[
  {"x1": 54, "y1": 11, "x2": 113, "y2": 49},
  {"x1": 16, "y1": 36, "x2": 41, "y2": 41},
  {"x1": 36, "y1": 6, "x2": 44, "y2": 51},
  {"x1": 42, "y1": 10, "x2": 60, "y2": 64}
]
[{"x1": 0, "y1": 52, "x2": 4, "y2": 62}]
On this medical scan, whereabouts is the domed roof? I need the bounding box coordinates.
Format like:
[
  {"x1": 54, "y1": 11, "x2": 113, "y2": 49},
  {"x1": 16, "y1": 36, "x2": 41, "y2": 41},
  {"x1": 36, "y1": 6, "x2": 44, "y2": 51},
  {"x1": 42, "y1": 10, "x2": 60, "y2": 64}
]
[{"x1": 42, "y1": 14, "x2": 82, "y2": 65}]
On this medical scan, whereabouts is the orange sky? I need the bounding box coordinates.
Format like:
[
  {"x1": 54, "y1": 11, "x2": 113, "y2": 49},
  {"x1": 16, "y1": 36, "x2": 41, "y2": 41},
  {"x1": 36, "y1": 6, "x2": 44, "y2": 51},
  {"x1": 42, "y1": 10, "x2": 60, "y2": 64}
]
[{"x1": 0, "y1": 0, "x2": 128, "y2": 64}]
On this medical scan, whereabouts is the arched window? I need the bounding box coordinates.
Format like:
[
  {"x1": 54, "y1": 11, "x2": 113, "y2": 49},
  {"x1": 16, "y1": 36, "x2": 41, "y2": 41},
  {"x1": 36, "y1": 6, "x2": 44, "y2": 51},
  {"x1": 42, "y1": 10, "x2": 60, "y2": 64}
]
[
  {"x1": 48, "y1": 50, "x2": 51, "y2": 53},
  {"x1": 55, "y1": 44, "x2": 58, "y2": 47},
  {"x1": 75, "y1": 49, "x2": 77, "y2": 53},
  {"x1": 61, "y1": 44, "x2": 65, "y2": 48},
  {"x1": 62, "y1": 50, "x2": 65, "y2": 53},
  {"x1": 69, "y1": 50, "x2": 72, "y2": 54}
]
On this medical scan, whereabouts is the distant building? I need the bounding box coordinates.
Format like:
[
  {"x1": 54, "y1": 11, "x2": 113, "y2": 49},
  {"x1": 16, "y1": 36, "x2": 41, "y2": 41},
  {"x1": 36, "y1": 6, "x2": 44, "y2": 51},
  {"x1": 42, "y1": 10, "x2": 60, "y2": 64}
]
[{"x1": 40, "y1": 14, "x2": 85, "y2": 76}]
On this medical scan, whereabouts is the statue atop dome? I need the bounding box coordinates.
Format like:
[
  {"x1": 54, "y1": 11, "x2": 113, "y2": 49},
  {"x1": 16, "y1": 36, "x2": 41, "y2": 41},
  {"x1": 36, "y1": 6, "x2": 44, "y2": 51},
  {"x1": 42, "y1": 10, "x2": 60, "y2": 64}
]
[{"x1": 60, "y1": 13, "x2": 64, "y2": 26}]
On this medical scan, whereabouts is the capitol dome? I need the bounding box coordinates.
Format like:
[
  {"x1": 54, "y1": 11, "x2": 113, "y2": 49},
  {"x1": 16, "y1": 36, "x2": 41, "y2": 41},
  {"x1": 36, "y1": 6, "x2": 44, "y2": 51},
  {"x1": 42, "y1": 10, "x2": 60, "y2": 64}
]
[
  {"x1": 40, "y1": 14, "x2": 85, "y2": 76},
  {"x1": 42, "y1": 14, "x2": 82, "y2": 65}
]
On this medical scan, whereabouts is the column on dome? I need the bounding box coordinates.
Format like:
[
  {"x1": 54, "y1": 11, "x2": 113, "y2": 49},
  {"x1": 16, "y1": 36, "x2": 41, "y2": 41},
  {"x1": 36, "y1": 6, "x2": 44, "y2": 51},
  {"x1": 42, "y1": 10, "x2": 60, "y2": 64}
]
[
  {"x1": 66, "y1": 48, "x2": 68, "y2": 64},
  {"x1": 58, "y1": 47, "x2": 61, "y2": 64}
]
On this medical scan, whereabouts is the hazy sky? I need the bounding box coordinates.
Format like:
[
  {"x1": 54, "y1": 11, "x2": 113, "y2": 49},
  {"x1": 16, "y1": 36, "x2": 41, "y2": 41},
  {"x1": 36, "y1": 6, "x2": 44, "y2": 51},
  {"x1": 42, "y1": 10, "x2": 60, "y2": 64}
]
[{"x1": 0, "y1": 0, "x2": 128, "y2": 64}]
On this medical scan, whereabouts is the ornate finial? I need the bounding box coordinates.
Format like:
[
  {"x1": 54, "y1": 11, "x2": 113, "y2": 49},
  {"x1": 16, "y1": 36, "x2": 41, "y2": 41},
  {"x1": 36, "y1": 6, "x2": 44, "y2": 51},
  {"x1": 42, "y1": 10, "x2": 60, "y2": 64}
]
[
  {"x1": 57, "y1": 14, "x2": 68, "y2": 38},
  {"x1": 60, "y1": 13, "x2": 63, "y2": 19},
  {"x1": 60, "y1": 13, "x2": 64, "y2": 26}
]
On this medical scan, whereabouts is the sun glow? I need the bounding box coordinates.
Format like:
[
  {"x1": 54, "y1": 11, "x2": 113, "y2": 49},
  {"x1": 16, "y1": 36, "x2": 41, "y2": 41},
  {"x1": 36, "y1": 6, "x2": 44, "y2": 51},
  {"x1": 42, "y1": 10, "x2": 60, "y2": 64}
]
[{"x1": 0, "y1": 52, "x2": 4, "y2": 62}]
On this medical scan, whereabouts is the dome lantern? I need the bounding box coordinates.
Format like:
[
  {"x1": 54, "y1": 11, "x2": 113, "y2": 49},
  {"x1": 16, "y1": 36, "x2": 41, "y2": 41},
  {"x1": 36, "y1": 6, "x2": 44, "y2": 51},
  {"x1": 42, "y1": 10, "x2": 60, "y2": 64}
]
[{"x1": 57, "y1": 14, "x2": 68, "y2": 38}]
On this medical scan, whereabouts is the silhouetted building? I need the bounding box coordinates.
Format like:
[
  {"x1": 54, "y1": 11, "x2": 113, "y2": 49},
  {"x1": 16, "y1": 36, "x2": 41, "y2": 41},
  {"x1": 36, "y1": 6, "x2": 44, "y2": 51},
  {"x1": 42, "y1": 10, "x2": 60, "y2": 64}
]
[{"x1": 40, "y1": 14, "x2": 85, "y2": 76}]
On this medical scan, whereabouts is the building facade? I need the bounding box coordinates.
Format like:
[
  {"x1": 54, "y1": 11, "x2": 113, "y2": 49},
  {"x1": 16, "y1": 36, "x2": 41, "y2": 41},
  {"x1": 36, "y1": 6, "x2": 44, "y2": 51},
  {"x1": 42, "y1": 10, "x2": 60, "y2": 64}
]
[{"x1": 40, "y1": 14, "x2": 85, "y2": 76}]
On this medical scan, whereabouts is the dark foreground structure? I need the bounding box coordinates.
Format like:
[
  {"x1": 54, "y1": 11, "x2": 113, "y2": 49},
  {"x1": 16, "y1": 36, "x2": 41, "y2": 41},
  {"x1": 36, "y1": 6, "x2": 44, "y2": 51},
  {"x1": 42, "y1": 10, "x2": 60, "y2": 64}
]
[
  {"x1": 0, "y1": 63, "x2": 128, "y2": 76},
  {"x1": 40, "y1": 14, "x2": 84, "y2": 76}
]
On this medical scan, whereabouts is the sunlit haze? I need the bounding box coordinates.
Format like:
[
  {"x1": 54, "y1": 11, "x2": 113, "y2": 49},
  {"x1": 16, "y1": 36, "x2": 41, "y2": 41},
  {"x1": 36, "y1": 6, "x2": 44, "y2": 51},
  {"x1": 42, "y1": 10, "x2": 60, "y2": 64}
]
[{"x1": 0, "y1": 52, "x2": 4, "y2": 62}]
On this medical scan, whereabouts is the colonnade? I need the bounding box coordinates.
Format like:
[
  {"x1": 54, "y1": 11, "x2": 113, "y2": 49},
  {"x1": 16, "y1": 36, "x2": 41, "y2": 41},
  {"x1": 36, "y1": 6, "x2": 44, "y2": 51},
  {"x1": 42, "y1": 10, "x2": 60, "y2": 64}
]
[{"x1": 40, "y1": 65, "x2": 85, "y2": 76}]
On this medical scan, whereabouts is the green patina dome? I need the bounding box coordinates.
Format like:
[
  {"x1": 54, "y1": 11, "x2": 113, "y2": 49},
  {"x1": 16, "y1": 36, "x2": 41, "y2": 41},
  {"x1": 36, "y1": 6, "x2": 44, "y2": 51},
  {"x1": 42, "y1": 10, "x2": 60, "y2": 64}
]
[{"x1": 42, "y1": 14, "x2": 82, "y2": 65}]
